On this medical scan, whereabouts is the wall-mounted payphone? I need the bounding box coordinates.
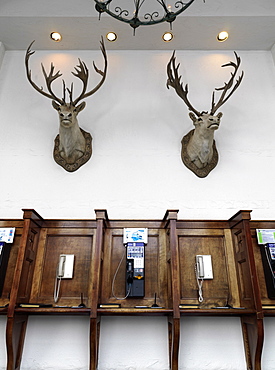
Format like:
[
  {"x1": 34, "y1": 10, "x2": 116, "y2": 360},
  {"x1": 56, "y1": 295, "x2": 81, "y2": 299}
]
[
  {"x1": 124, "y1": 228, "x2": 147, "y2": 298},
  {"x1": 0, "y1": 228, "x2": 15, "y2": 297},
  {"x1": 261, "y1": 244, "x2": 275, "y2": 299},
  {"x1": 126, "y1": 242, "x2": 145, "y2": 297},
  {"x1": 0, "y1": 242, "x2": 11, "y2": 296},
  {"x1": 256, "y1": 229, "x2": 275, "y2": 299},
  {"x1": 112, "y1": 228, "x2": 147, "y2": 300}
]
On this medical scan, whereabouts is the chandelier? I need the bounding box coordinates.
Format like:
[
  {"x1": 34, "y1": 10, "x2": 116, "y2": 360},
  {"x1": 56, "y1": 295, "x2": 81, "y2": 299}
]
[{"x1": 94, "y1": 0, "x2": 198, "y2": 35}]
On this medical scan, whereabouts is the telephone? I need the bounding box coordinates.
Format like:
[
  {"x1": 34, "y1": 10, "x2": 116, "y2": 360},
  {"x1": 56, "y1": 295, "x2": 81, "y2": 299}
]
[
  {"x1": 57, "y1": 254, "x2": 74, "y2": 279},
  {"x1": 111, "y1": 229, "x2": 147, "y2": 300},
  {"x1": 195, "y1": 255, "x2": 213, "y2": 279},
  {"x1": 0, "y1": 242, "x2": 11, "y2": 297},
  {"x1": 126, "y1": 242, "x2": 145, "y2": 297},
  {"x1": 195, "y1": 255, "x2": 213, "y2": 302},
  {"x1": 54, "y1": 254, "x2": 74, "y2": 302},
  {"x1": 260, "y1": 243, "x2": 275, "y2": 299}
]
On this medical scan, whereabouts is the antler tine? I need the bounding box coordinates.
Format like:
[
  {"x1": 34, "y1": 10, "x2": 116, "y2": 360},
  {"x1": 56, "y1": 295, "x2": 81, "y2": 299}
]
[
  {"x1": 72, "y1": 37, "x2": 108, "y2": 106},
  {"x1": 70, "y1": 58, "x2": 89, "y2": 106},
  {"x1": 25, "y1": 41, "x2": 64, "y2": 105},
  {"x1": 41, "y1": 63, "x2": 64, "y2": 104},
  {"x1": 62, "y1": 80, "x2": 66, "y2": 103},
  {"x1": 66, "y1": 82, "x2": 74, "y2": 104},
  {"x1": 167, "y1": 51, "x2": 201, "y2": 117},
  {"x1": 210, "y1": 52, "x2": 244, "y2": 114}
]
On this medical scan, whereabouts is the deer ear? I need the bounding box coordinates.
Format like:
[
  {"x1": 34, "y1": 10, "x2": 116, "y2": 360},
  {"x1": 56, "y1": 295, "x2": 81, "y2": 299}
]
[
  {"x1": 189, "y1": 112, "x2": 197, "y2": 123},
  {"x1": 217, "y1": 112, "x2": 223, "y2": 119},
  {"x1": 52, "y1": 101, "x2": 60, "y2": 111},
  {"x1": 75, "y1": 101, "x2": 86, "y2": 113}
]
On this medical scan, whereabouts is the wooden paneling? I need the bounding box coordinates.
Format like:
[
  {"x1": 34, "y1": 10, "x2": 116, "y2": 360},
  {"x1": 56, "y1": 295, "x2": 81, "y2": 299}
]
[
  {"x1": 17, "y1": 226, "x2": 40, "y2": 303},
  {"x1": 231, "y1": 227, "x2": 255, "y2": 309},
  {"x1": 30, "y1": 228, "x2": 95, "y2": 306},
  {"x1": 1, "y1": 210, "x2": 269, "y2": 370},
  {"x1": 100, "y1": 226, "x2": 169, "y2": 308},
  {"x1": 178, "y1": 230, "x2": 229, "y2": 307}
]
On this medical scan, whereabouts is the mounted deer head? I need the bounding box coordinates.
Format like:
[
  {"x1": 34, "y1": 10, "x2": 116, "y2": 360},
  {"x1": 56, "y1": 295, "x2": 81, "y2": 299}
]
[
  {"x1": 167, "y1": 52, "x2": 244, "y2": 177},
  {"x1": 25, "y1": 38, "x2": 107, "y2": 172}
]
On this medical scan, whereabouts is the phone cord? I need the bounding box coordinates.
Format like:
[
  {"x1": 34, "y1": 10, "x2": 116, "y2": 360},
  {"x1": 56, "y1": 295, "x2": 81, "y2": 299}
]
[
  {"x1": 54, "y1": 276, "x2": 62, "y2": 303},
  {"x1": 112, "y1": 247, "x2": 132, "y2": 300},
  {"x1": 195, "y1": 263, "x2": 204, "y2": 303}
]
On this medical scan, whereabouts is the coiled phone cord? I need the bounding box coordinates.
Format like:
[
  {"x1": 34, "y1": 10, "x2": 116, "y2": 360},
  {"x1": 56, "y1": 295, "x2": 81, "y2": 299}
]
[{"x1": 195, "y1": 263, "x2": 204, "y2": 303}]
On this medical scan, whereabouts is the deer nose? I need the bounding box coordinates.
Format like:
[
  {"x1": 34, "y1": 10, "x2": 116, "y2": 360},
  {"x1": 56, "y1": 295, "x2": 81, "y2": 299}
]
[{"x1": 60, "y1": 112, "x2": 72, "y2": 120}]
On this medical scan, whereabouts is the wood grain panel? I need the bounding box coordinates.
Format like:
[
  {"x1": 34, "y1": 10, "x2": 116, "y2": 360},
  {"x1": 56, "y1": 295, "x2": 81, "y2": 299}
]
[
  {"x1": 31, "y1": 231, "x2": 94, "y2": 306},
  {"x1": 100, "y1": 227, "x2": 168, "y2": 308},
  {"x1": 231, "y1": 228, "x2": 254, "y2": 308},
  {"x1": 178, "y1": 232, "x2": 229, "y2": 307}
]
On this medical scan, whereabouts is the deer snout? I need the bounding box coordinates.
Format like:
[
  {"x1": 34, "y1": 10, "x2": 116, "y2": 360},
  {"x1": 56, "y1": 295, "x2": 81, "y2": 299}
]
[
  {"x1": 207, "y1": 117, "x2": 220, "y2": 129},
  {"x1": 59, "y1": 112, "x2": 73, "y2": 127},
  {"x1": 60, "y1": 112, "x2": 72, "y2": 120}
]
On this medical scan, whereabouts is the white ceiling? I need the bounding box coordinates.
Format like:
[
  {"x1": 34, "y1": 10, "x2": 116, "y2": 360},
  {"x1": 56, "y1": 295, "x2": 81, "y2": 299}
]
[{"x1": 0, "y1": 0, "x2": 275, "y2": 51}]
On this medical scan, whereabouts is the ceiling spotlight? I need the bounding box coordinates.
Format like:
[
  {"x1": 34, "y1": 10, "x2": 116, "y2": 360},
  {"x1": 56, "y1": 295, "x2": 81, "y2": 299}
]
[
  {"x1": 162, "y1": 32, "x2": 173, "y2": 42},
  {"x1": 217, "y1": 31, "x2": 229, "y2": 42},
  {"x1": 106, "y1": 32, "x2": 117, "y2": 42},
  {"x1": 94, "y1": 0, "x2": 197, "y2": 35},
  {"x1": 50, "y1": 32, "x2": 62, "y2": 42}
]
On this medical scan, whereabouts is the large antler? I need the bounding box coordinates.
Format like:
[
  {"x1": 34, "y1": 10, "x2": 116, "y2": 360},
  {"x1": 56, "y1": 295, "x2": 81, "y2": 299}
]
[
  {"x1": 210, "y1": 52, "x2": 244, "y2": 114},
  {"x1": 167, "y1": 51, "x2": 201, "y2": 117},
  {"x1": 25, "y1": 41, "x2": 64, "y2": 105},
  {"x1": 25, "y1": 38, "x2": 107, "y2": 106},
  {"x1": 71, "y1": 37, "x2": 108, "y2": 106}
]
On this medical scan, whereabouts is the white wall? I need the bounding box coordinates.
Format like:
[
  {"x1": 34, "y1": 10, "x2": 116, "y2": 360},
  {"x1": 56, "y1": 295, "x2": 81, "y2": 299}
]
[
  {"x1": 0, "y1": 42, "x2": 5, "y2": 69},
  {"x1": 271, "y1": 43, "x2": 275, "y2": 65},
  {"x1": 0, "y1": 47, "x2": 275, "y2": 369}
]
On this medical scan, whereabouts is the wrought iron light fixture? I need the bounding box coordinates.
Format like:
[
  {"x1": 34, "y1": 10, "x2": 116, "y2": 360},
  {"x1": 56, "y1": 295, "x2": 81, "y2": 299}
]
[{"x1": 94, "y1": 0, "x2": 199, "y2": 35}]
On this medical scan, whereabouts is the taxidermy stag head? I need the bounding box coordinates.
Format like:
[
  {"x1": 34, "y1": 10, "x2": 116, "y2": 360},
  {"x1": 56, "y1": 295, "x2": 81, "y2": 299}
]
[
  {"x1": 25, "y1": 38, "x2": 107, "y2": 172},
  {"x1": 167, "y1": 52, "x2": 244, "y2": 178}
]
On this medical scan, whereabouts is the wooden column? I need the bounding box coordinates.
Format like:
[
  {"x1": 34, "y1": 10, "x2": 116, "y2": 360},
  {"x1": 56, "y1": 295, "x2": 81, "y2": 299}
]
[
  {"x1": 163, "y1": 210, "x2": 180, "y2": 370},
  {"x1": 6, "y1": 209, "x2": 43, "y2": 370},
  {"x1": 229, "y1": 210, "x2": 264, "y2": 370},
  {"x1": 89, "y1": 209, "x2": 108, "y2": 370}
]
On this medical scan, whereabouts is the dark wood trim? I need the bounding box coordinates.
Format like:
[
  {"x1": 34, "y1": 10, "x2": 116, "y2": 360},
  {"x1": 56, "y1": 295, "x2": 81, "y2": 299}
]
[{"x1": 1, "y1": 209, "x2": 270, "y2": 370}]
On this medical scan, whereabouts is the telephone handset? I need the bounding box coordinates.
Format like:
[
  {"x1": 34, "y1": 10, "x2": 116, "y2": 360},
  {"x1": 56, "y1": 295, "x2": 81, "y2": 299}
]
[
  {"x1": 54, "y1": 254, "x2": 74, "y2": 303},
  {"x1": 196, "y1": 256, "x2": 205, "y2": 279},
  {"x1": 58, "y1": 255, "x2": 66, "y2": 278}
]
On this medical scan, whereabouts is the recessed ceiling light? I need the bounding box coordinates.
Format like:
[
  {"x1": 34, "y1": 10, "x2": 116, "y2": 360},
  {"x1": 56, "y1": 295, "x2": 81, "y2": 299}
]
[
  {"x1": 162, "y1": 32, "x2": 173, "y2": 42},
  {"x1": 217, "y1": 31, "x2": 229, "y2": 42},
  {"x1": 106, "y1": 32, "x2": 117, "y2": 42},
  {"x1": 50, "y1": 32, "x2": 62, "y2": 42}
]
